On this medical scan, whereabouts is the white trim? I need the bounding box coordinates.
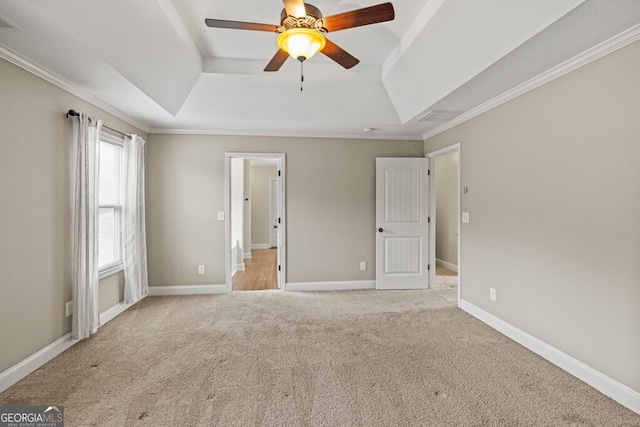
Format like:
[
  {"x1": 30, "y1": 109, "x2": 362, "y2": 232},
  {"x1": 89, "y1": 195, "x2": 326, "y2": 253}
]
[
  {"x1": 436, "y1": 258, "x2": 458, "y2": 273},
  {"x1": 269, "y1": 178, "x2": 278, "y2": 249},
  {"x1": 422, "y1": 23, "x2": 640, "y2": 141},
  {"x1": 243, "y1": 252, "x2": 252, "y2": 259},
  {"x1": 426, "y1": 143, "x2": 461, "y2": 307},
  {"x1": 285, "y1": 280, "x2": 376, "y2": 292},
  {"x1": 460, "y1": 299, "x2": 640, "y2": 415},
  {"x1": 150, "y1": 127, "x2": 421, "y2": 141},
  {"x1": 426, "y1": 144, "x2": 461, "y2": 159},
  {"x1": 251, "y1": 244, "x2": 271, "y2": 250},
  {"x1": 226, "y1": 152, "x2": 287, "y2": 293},
  {"x1": 0, "y1": 334, "x2": 77, "y2": 393},
  {"x1": 98, "y1": 299, "x2": 140, "y2": 325},
  {"x1": 234, "y1": 263, "x2": 245, "y2": 273},
  {"x1": 0, "y1": 44, "x2": 421, "y2": 141},
  {"x1": 148, "y1": 284, "x2": 227, "y2": 295},
  {"x1": 98, "y1": 264, "x2": 124, "y2": 280},
  {"x1": 0, "y1": 46, "x2": 150, "y2": 133},
  {"x1": 0, "y1": 295, "x2": 144, "y2": 393}
]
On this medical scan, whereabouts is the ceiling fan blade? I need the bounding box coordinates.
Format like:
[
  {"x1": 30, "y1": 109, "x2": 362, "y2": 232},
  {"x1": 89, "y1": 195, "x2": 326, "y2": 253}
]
[
  {"x1": 205, "y1": 19, "x2": 278, "y2": 32},
  {"x1": 283, "y1": 0, "x2": 307, "y2": 18},
  {"x1": 321, "y1": 38, "x2": 359, "y2": 69},
  {"x1": 264, "y1": 49, "x2": 290, "y2": 72},
  {"x1": 321, "y1": 2, "x2": 395, "y2": 33}
]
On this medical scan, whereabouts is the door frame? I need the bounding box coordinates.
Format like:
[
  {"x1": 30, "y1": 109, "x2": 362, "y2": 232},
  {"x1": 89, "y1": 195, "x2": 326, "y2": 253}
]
[
  {"x1": 225, "y1": 152, "x2": 286, "y2": 292},
  {"x1": 268, "y1": 178, "x2": 278, "y2": 248},
  {"x1": 426, "y1": 143, "x2": 461, "y2": 307}
]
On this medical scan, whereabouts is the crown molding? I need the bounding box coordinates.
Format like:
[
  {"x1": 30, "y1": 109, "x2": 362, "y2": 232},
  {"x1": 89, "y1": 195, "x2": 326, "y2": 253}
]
[
  {"x1": 0, "y1": 45, "x2": 150, "y2": 133},
  {"x1": 148, "y1": 127, "x2": 423, "y2": 141},
  {"x1": 422, "y1": 23, "x2": 640, "y2": 141},
  {"x1": 0, "y1": 44, "x2": 420, "y2": 141}
]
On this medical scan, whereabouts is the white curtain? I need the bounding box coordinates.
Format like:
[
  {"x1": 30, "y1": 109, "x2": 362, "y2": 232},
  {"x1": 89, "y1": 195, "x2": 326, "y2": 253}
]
[
  {"x1": 123, "y1": 134, "x2": 149, "y2": 303},
  {"x1": 71, "y1": 113, "x2": 102, "y2": 340}
]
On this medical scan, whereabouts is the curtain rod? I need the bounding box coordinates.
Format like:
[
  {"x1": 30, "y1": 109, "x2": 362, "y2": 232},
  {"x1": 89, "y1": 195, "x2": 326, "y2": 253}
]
[{"x1": 66, "y1": 109, "x2": 132, "y2": 139}]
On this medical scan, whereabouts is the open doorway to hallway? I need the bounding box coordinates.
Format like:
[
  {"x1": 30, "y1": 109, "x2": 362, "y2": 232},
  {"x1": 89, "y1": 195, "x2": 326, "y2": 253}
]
[
  {"x1": 227, "y1": 154, "x2": 285, "y2": 292},
  {"x1": 427, "y1": 144, "x2": 460, "y2": 305},
  {"x1": 233, "y1": 248, "x2": 278, "y2": 291}
]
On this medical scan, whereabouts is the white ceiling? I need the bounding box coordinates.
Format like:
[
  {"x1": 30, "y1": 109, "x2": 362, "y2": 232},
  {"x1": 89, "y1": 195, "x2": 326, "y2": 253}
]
[{"x1": 1, "y1": 0, "x2": 639, "y2": 139}]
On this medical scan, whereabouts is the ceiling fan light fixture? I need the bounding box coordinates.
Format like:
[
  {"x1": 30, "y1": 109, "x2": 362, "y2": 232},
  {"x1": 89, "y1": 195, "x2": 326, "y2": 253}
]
[{"x1": 277, "y1": 28, "x2": 326, "y2": 61}]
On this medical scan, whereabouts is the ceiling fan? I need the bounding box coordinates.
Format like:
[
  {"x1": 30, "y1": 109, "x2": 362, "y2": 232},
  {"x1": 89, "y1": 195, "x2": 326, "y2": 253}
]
[{"x1": 205, "y1": 0, "x2": 395, "y2": 72}]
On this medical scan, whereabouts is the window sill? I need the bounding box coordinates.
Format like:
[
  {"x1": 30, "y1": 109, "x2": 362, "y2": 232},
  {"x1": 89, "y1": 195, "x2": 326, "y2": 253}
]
[{"x1": 99, "y1": 264, "x2": 124, "y2": 280}]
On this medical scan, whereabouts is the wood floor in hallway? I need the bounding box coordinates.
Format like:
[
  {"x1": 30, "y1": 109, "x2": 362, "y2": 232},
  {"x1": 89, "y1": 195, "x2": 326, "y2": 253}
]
[{"x1": 233, "y1": 248, "x2": 278, "y2": 291}]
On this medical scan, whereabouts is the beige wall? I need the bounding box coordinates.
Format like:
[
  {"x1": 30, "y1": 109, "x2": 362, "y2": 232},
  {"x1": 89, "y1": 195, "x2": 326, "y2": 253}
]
[
  {"x1": 98, "y1": 271, "x2": 125, "y2": 314},
  {"x1": 0, "y1": 58, "x2": 147, "y2": 373},
  {"x1": 435, "y1": 151, "x2": 458, "y2": 268},
  {"x1": 251, "y1": 166, "x2": 277, "y2": 246},
  {"x1": 146, "y1": 135, "x2": 424, "y2": 285},
  {"x1": 424, "y1": 40, "x2": 640, "y2": 392}
]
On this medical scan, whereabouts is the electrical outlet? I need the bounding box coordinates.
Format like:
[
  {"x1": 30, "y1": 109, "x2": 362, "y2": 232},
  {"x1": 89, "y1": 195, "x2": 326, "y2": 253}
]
[
  {"x1": 217, "y1": 211, "x2": 225, "y2": 221},
  {"x1": 462, "y1": 212, "x2": 470, "y2": 223},
  {"x1": 360, "y1": 261, "x2": 367, "y2": 271},
  {"x1": 198, "y1": 265, "x2": 205, "y2": 275},
  {"x1": 489, "y1": 287, "x2": 496, "y2": 301},
  {"x1": 65, "y1": 301, "x2": 73, "y2": 317}
]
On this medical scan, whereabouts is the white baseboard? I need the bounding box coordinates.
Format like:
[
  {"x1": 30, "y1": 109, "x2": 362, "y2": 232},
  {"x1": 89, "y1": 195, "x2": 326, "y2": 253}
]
[
  {"x1": 243, "y1": 252, "x2": 252, "y2": 259},
  {"x1": 0, "y1": 297, "x2": 144, "y2": 394},
  {"x1": 436, "y1": 258, "x2": 458, "y2": 273},
  {"x1": 285, "y1": 280, "x2": 376, "y2": 292},
  {"x1": 0, "y1": 334, "x2": 77, "y2": 393},
  {"x1": 148, "y1": 284, "x2": 228, "y2": 295},
  {"x1": 460, "y1": 299, "x2": 640, "y2": 415},
  {"x1": 232, "y1": 263, "x2": 244, "y2": 277},
  {"x1": 251, "y1": 244, "x2": 271, "y2": 249},
  {"x1": 99, "y1": 299, "x2": 141, "y2": 325}
]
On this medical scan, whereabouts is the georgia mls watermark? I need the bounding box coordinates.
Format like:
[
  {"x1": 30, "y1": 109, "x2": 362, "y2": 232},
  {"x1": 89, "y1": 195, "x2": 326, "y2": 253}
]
[{"x1": 0, "y1": 406, "x2": 64, "y2": 427}]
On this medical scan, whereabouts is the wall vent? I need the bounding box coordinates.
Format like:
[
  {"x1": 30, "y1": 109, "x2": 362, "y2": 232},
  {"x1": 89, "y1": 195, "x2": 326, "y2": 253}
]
[{"x1": 419, "y1": 110, "x2": 464, "y2": 123}]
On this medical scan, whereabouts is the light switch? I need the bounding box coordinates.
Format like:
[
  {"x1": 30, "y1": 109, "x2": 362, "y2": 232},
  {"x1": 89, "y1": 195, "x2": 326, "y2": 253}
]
[
  {"x1": 462, "y1": 212, "x2": 470, "y2": 224},
  {"x1": 218, "y1": 211, "x2": 225, "y2": 221}
]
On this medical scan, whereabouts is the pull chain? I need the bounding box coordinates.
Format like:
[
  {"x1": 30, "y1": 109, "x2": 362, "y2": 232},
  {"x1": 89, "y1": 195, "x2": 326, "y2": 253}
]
[{"x1": 300, "y1": 59, "x2": 304, "y2": 91}]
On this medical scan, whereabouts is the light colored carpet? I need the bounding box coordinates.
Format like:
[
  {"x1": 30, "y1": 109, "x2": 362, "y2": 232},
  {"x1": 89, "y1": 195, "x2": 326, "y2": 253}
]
[
  {"x1": 434, "y1": 266, "x2": 458, "y2": 293},
  {"x1": 1, "y1": 289, "x2": 638, "y2": 426}
]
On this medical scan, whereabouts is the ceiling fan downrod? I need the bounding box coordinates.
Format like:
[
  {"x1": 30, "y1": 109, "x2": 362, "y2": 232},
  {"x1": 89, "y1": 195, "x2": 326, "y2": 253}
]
[{"x1": 299, "y1": 57, "x2": 305, "y2": 91}]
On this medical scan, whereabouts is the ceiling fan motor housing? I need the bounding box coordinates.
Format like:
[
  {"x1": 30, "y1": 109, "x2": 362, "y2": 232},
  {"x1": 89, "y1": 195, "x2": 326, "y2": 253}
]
[{"x1": 278, "y1": 4, "x2": 327, "y2": 33}]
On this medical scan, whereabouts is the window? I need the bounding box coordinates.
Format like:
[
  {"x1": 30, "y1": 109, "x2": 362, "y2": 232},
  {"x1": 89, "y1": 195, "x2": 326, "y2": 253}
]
[{"x1": 98, "y1": 133, "x2": 124, "y2": 276}]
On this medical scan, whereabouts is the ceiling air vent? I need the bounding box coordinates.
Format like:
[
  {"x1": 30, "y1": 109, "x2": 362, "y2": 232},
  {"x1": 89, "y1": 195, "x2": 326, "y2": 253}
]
[{"x1": 419, "y1": 110, "x2": 464, "y2": 123}]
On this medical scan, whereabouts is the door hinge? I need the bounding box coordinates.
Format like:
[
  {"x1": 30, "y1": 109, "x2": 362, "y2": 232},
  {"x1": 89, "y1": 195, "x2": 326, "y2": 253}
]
[
  {"x1": 278, "y1": 217, "x2": 281, "y2": 224},
  {"x1": 428, "y1": 264, "x2": 431, "y2": 271},
  {"x1": 278, "y1": 170, "x2": 281, "y2": 177},
  {"x1": 278, "y1": 265, "x2": 281, "y2": 271},
  {"x1": 428, "y1": 169, "x2": 431, "y2": 176},
  {"x1": 428, "y1": 217, "x2": 431, "y2": 224}
]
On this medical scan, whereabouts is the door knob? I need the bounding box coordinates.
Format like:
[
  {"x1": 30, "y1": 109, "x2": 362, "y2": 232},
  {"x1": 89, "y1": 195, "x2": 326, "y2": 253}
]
[{"x1": 378, "y1": 228, "x2": 384, "y2": 232}]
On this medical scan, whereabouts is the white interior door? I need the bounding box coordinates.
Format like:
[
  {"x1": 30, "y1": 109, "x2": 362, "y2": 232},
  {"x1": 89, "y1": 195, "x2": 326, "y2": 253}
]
[
  {"x1": 376, "y1": 158, "x2": 430, "y2": 290},
  {"x1": 269, "y1": 178, "x2": 278, "y2": 248}
]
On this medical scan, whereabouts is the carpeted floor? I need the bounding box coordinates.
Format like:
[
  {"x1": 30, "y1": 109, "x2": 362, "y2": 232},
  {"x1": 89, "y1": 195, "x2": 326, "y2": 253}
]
[
  {"x1": 434, "y1": 266, "x2": 458, "y2": 294},
  {"x1": 1, "y1": 288, "x2": 638, "y2": 426}
]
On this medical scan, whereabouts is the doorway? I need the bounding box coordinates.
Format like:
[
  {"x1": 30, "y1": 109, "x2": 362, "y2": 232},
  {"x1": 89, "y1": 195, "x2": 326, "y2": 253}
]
[
  {"x1": 225, "y1": 153, "x2": 286, "y2": 292},
  {"x1": 426, "y1": 144, "x2": 461, "y2": 306}
]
